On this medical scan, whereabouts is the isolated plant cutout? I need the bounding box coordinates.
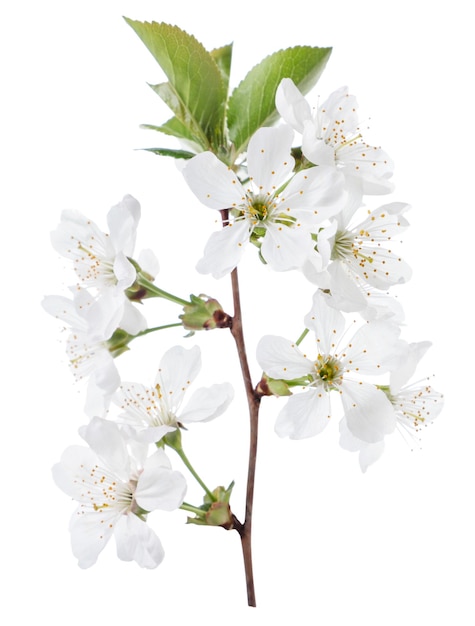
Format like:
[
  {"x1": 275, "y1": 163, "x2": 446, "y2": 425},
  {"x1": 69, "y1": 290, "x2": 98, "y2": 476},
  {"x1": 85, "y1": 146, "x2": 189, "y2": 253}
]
[{"x1": 44, "y1": 19, "x2": 443, "y2": 607}]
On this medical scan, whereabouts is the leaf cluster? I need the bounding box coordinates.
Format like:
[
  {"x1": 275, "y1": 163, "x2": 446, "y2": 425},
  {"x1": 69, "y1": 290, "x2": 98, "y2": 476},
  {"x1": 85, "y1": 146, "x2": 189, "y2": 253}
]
[{"x1": 124, "y1": 18, "x2": 331, "y2": 166}]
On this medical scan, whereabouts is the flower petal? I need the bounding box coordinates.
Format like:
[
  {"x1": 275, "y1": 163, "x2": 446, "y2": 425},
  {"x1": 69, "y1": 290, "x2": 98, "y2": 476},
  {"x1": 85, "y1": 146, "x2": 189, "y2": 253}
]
[
  {"x1": 246, "y1": 125, "x2": 294, "y2": 191},
  {"x1": 256, "y1": 335, "x2": 313, "y2": 380},
  {"x1": 107, "y1": 194, "x2": 141, "y2": 256},
  {"x1": 179, "y1": 383, "x2": 234, "y2": 423},
  {"x1": 275, "y1": 388, "x2": 331, "y2": 439},
  {"x1": 114, "y1": 514, "x2": 165, "y2": 568},
  {"x1": 196, "y1": 220, "x2": 250, "y2": 278},
  {"x1": 283, "y1": 164, "x2": 346, "y2": 223},
  {"x1": 341, "y1": 381, "x2": 396, "y2": 443},
  {"x1": 304, "y1": 290, "x2": 346, "y2": 355},
  {"x1": 275, "y1": 78, "x2": 312, "y2": 133},
  {"x1": 182, "y1": 151, "x2": 246, "y2": 210},
  {"x1": 136, "y1": 449, "x2": 187, "y2": 512},
  {"x1": 81, "y1": 417, "x2": 131, "y2": 479},
  {"x1": 156, "y1": 345, "x2": 201, "y2": 411},
  {"x1": 261, "y1": 222, "x2": 314, "y2": 271},
  {"x1": 69, "y1": 504, "x2": 119, "y2": 568}
]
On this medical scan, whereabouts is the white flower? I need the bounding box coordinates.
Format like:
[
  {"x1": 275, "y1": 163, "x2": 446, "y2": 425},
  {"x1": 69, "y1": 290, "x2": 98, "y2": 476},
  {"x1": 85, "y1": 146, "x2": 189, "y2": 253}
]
[
  {"x1": 182, "y1": 125, "x2": 345, "y2": 278},
  {"x1": 339, "y1": 341, "x2": 444, "y2": 471},
  {"x1": 51, "y1": 195, "x2": 142, "y2": 292},
  {"x1": 303, "y1": 200, "x2": 412, "y2": 315},
  {"x1": 114, "y1": 345, "x2": 234, "y2": 443},
  {"x1": 42, "y1": 288, "x2": 122, "y2": 417},
  {"x1": 50, "y1": 195, "x2": 157, "y2": 337},
  {"x1": 276, "y1": 79, "x2": 394, "y2": 195},
  {"x1": 52, "y1": 417, "x2": 187, "y2": 569},
  {"x1": 257, "y1": 291, "x2": 402, "y2": 442}
]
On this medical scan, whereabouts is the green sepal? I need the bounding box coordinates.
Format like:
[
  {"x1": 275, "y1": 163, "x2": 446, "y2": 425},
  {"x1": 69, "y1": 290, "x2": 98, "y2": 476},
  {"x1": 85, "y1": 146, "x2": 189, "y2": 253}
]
[
  {"x1": 227, "y1": 45, "x2": 332, "y2": 156},
  {"x1": 256, "y1": 375, "x2": 292, "y2": 397},
  {"x1": 105, "y1": 328, "x2": 133, "y2": 358},
  {"x1": 180, "y1": 294, "x2": 231, "y2": 330},
  {"x1": 186, "y1": 482, "x2": 235, "y2": 529},
  {"x1": 163, "y1": 428, "x2": 182, "y2": 451}
]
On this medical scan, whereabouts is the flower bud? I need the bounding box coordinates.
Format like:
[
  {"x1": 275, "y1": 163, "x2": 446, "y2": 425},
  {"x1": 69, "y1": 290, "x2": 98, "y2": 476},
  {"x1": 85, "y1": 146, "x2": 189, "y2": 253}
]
[
  {"x1": 180, "y1": 294, "x2": 231, "y2": 331},
  {"x1": 186, "y1": 482, "x2": 235, "y2": 530},
  {"x1": 255, "y1": 375, "x2": 292, "y2": 398}
]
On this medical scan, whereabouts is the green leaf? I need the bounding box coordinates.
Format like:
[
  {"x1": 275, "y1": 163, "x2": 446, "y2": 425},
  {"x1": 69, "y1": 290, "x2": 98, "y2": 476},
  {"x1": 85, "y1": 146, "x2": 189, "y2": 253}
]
[
  {"x1": 141, "y1": 118, "x2": 201, "y2": 147},
  {"x1": 142, "y1": 147, "x2": 196, "y2": 159},
  {"x1": 125, "y1": 18, "x2": 227, "y2": 151},
  {"x1": 211, "y1": 43, "x2": 233, "y2": 96},
  {"x1": 227, "y1": 46, "x2": 332, "y2": 156}
]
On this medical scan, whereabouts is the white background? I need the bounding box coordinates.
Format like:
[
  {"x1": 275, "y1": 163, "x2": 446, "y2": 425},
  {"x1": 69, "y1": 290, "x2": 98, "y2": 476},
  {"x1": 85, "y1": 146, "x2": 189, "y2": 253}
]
[{"x1": 2, "y1": 1, "x2": 473, "y2": 624}]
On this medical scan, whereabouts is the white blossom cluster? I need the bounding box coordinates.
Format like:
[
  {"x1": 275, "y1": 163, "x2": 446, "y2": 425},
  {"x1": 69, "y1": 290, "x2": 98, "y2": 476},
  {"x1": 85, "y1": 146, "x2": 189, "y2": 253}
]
[
  {"x1": 182, "y1": 80, "x2": 443, "y2": 470},
  {"x1": 44, "y1": 79, "x2": 443, "y2": 572},
  {"x1": 44, "y1": 197, "x2": 234, "y2": 568}
]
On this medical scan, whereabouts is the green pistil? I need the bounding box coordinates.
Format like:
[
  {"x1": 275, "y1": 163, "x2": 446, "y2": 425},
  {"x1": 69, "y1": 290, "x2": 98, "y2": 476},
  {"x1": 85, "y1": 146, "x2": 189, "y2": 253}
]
[
  {"x1": 249, "y1": 200, "x2": 269, "y2": 221},
  {"x1": 331, "y1": 230, "x2": 354, "y2": 260},
  {"x1": 314, "y1": 355, "x2": 342, "y2": 390}
]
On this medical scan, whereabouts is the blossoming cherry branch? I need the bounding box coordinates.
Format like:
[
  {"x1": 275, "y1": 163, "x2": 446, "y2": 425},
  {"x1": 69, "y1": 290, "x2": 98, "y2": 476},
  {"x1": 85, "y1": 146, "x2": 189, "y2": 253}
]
[{"x1": 44, "y1": 19, "x2": 443, "y2": 608}]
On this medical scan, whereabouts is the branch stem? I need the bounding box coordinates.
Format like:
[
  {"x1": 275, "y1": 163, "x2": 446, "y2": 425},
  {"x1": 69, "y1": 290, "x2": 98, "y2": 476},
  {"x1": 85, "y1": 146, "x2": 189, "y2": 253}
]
[{"x1": 229, "y1": 264, "x2": 260, "y2": 608}]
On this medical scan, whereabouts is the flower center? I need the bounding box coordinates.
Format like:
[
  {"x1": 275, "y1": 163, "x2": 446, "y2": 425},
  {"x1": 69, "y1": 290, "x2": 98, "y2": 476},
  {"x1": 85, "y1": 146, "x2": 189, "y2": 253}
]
[
  {"x1": 248, "y1": 199, "x2": 270, "y2": 222},
  {"x1": 313, "y1": 355, "x2": 343, "y2": 390}
]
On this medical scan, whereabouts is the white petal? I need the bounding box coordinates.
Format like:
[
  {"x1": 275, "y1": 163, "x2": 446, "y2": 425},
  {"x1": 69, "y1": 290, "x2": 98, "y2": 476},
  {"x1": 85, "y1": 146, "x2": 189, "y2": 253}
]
[
  {"x1": 42, "y1": 294, "x2": 88, "y2": 332},
  {"x1": 342, "y1": 320, "x2": 403, "y2": 374},
  {"x1": 338, "y1": 418, "x2": 363, "y2": 452},
  {"x1": 196, "y1": 220, "x2": 250, "y2": 278},
  {"x1": 341, "y1": 381, "x2": 396, "y2": 443},
  {"x1": 256, "y1": 335, "x2": 313, "y2": 379},
  {"x1": 114, "y1": 514, "x2": 165, "y2": 568},
  {"x1": 107, "y1": 195, "x2": 141, "y2": 256},
  {"x1": 51, "y1": 210, "x2": 111, "y2": 263},
  {"x1": 119, "y1": 300, "x2": 148, "y2": 336},
  {"x1": 302, "y1": 123, "x2": 336, "y2": 166},
  {"x1": 136, "y1": 449, "x2": 187, "y2": 512},
  {"x1": 156, "y1": 345, "x2": 202, "y2": 411},
  {"x1": 339, "y1": 416, "x2": 385, "y2": 471},
  {"x1": 275, "y1": 388, "x2": 331, "y2": 439},
  {"x1": 182, "y1": 152, "x2": 246, "y2": 210},
  {"x1": 327, "y1": 261, "x2": 368, "y2": 312},
  {"x1": 390, "y1": 341, "x2": 432, "y2": 393},
  {"x1": 280, "y1": 165, "x2": 346, "y2": 224},
  {"x1": 304, "y1": 290, "x2": 346, "y2": 355},
  {"x1": 180, "y1": 383, "x2": 234, "y2": 423},
  {"x1": 83, "y1": 290, "x2": 124, "y2": 341},
  {"x1": 246, "y1": 125, "x2": 294, "y2": 191},
  {"x1": 275, "y1": 78, "x2": 312, "y2": 133},
  {"x1": 320, "y1": 86, "x2": 359, "y2": 134},
  {"x1": 84, "y1": 359, "x2": 120, "y2": 418},
  {"x1": 52, "y1": 445, "x2": 100, "y2": 500},
  {"x1": 261, "y1": 223, "x2": 314, "y2": 271},
  {"x1": 113, "y1": 251, "x2": 137, "y2": 290},
  {"x1": 358, "y1": 441, "x2": 385, "y2": 472},
  {"x1": 138, "y1": 248, "x2": 160, "y2": 279},
  {"x1": 340, "y1": 143, "x2": 394, "y2": 195},
  {"x1": 69, "y1": 504, "x2": 119, "y2": 568},
  {"x1": 81, "y1": 417, "x2": 130, "y2": 479},
  {"x1": 129, "y1": 424, "x2": 175, "y2": 445}
]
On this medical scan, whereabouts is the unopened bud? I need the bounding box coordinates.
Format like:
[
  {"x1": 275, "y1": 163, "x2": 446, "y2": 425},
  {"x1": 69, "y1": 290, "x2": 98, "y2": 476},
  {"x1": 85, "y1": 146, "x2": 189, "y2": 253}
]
[
  {"x1": 256, "y1": 375, "x2": 292, "y2": 397},
  {"x1": 180, "y1": 294, "x2": 231, "y2": 331}
]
